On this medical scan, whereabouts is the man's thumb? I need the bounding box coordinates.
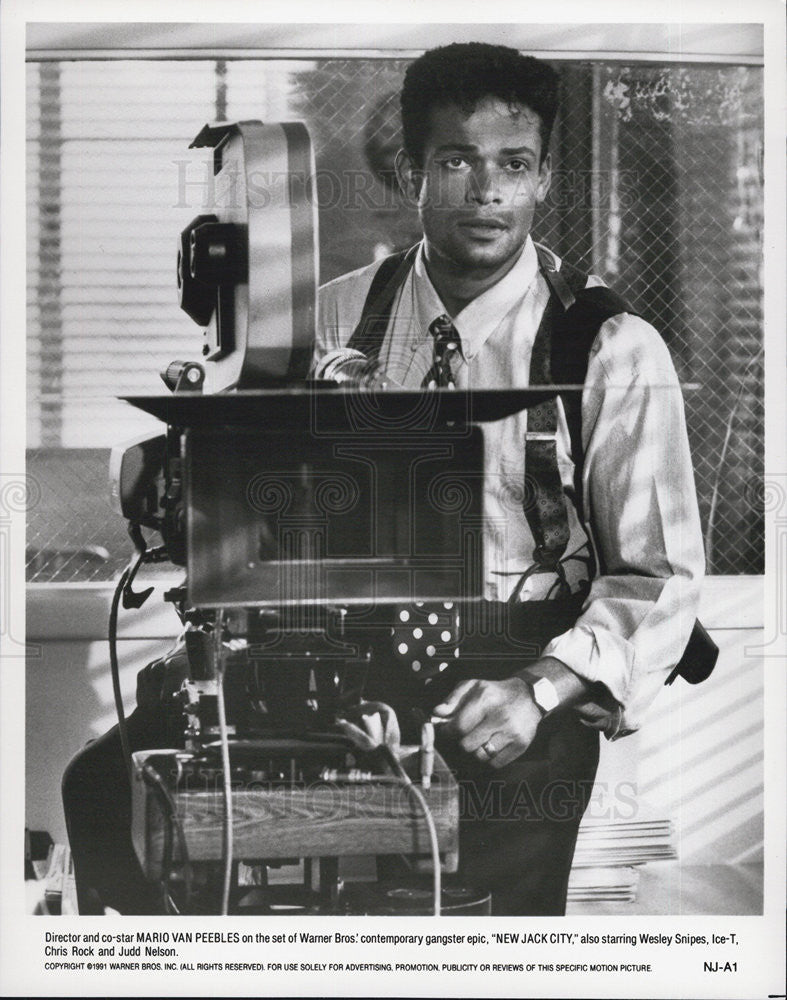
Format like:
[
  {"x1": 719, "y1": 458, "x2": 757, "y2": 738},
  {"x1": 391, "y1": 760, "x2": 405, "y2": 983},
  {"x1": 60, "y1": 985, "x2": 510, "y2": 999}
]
[{"x1": 432, "y1": 679, "x2": 473, "y2": 717}]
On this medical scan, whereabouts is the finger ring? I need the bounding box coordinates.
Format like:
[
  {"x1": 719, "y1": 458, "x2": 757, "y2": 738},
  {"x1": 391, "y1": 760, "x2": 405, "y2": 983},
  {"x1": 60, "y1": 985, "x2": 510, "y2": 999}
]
[{"x1": 481, "y1": 739, "x2": 496, "y2": 757}]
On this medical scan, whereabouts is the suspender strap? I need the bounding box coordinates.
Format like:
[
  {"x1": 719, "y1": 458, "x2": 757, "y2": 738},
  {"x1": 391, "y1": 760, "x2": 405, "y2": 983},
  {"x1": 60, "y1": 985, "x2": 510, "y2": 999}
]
[
  {"x1": 524, "y1": 254, "x2": 590, "y2": 574},
  {"x1": 551, "y1": 283, "x2": 634, "y2": 518},
  {"x1": 346, "y1": 244, "x2": 419, "y2": 360},
  {"x1": 526, "y1": 246, "x2": 635, "y2": 575}
]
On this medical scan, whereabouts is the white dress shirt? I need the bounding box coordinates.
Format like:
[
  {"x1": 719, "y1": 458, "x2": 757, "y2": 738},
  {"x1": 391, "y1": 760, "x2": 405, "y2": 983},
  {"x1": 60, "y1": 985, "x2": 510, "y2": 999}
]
[{"x1": 316, "y1": 236, "x2": 705, "y2": 733}]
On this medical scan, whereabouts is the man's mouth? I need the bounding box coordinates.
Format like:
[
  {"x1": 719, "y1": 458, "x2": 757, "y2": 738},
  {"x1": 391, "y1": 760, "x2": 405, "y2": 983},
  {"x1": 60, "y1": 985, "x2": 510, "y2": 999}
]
[{"x1": 458, "y1": 217, "x2": 508, "y2": 236}]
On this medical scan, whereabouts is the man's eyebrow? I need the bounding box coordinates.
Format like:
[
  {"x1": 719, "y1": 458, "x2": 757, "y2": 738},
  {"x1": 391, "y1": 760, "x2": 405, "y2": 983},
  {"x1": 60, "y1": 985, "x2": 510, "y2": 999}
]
[
  {"x1": 500, "y1": 146, "x2": 537, "y2": 157},
  {"x1": 433, "y1": 144, "x2": 478, "y2": 154},
  {"x1": 432, "y1": 144, "x2": 537, "y2": 157}
]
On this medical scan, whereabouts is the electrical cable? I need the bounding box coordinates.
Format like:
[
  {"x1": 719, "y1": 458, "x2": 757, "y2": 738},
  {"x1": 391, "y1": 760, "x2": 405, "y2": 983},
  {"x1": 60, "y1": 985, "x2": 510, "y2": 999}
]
[
  {"x1": 337, "y1": 708, "x2": 443, "y2": 915},
  {"x1": 319, "y1": 762, "x2": 443, "y2": 916},
  {"x1": 379, "y1": 745, "x2": 442, "y2": 917},
  {"x1": 109, "y1": 535, "x2": 168, "y2": 782},
  {"x1": 214, "y1": 614, "x2": 234, "y2": 916},
  {"x1": 140, "y1": 763, "x2": 175, "y2": 912},
  {"x1": 109, "y1": 567, "x2": 133, "y2": 783},
  {"x1": 402, "y1": 782, "x2": 442, "y2": 918},
  {"x1": 141, "y1": 760, "x2": 194, "y2": 913}
]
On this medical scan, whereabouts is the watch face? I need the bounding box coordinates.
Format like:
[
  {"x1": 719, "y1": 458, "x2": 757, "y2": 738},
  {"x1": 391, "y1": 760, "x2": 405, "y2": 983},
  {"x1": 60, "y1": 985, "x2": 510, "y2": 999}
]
[{"x1": 533, "y1": 677, "x2": 560, "y2": 714}]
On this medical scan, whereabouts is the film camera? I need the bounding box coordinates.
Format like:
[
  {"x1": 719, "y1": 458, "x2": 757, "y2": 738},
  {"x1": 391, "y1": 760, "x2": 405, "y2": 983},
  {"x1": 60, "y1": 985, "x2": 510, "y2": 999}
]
[{"x1": 109, "y1": 121, "x2": 552, "y2": 916}]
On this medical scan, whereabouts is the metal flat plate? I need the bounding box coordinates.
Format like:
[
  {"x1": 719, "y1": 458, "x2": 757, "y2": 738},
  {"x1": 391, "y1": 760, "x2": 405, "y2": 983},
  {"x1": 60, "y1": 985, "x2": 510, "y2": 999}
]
[{"x1": 122, "y1": 386, "x2": 578, "y2": 429}]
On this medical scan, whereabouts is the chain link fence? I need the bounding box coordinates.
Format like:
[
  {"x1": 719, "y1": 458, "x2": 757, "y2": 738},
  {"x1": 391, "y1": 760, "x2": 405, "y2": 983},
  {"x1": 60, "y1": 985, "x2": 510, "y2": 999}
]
[{"x1": 26, "y1": 57, "x2": 763, "y2": 581}]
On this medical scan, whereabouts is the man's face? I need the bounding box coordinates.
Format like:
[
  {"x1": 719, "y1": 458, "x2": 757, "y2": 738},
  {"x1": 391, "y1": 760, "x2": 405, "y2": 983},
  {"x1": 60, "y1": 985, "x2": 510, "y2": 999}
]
[{"x1": 399, "y1": 97, "x2": 551, "y2": 275}]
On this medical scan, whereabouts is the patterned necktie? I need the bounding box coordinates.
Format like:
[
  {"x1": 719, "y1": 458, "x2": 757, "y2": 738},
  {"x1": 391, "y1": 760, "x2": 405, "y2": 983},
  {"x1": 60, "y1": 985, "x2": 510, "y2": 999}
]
[{"x1": 422, "y1": 314, "x2": 462, "y2": 389}]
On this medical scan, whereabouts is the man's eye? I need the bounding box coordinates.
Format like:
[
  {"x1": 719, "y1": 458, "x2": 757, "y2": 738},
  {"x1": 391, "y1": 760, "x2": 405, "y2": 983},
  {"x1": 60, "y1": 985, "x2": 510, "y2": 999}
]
[
  {"x1": 506, "y1": 159, "x2": 530, "y2": 172},
  {"x1": 441, "y1": 156, "x2": 469, "y2": 170}
]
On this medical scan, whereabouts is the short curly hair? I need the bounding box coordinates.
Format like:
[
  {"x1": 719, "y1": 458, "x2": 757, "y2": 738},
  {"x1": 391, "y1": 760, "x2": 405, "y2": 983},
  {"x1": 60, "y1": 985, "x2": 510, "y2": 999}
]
[{"x1": 401, "y1": 43, "x2": 560, "y2": 167}]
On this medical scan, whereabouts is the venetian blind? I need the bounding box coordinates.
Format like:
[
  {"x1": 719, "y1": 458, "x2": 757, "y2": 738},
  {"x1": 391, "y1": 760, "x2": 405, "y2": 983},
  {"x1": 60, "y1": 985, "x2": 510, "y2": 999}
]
[{"x1": 26, "y1": 58, "x2": 303, "y2": 448}]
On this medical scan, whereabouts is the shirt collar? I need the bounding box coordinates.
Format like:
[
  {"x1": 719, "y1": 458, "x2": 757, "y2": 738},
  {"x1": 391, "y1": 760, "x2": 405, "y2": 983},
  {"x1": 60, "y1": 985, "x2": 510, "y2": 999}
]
[{"x1": 411, "y1": 236, "x2": 540, "y2": 359}]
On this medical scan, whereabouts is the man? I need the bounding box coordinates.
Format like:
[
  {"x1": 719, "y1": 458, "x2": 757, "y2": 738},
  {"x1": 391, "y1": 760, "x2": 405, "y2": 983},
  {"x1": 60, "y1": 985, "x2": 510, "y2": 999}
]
[{"x1": 316, "y1": 42, "x2": 705, "y2": 913}]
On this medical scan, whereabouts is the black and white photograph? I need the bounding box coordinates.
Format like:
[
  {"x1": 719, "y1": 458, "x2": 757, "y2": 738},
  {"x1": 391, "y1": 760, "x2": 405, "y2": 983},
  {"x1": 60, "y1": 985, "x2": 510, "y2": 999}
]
[{"x1": 1, "y1": 3, "x2": 785, "y2": 998}]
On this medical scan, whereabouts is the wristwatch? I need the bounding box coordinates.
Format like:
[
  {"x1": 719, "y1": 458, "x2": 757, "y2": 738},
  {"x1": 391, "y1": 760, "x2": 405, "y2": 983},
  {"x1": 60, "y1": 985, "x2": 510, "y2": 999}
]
[{"x1": 527, "y1": 676, "x2": 560, "y2": 718}]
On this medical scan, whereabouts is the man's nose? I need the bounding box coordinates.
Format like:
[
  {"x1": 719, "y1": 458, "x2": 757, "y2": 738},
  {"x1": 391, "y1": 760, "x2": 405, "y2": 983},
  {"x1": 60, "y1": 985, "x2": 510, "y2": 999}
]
[{"x1": 468, "y1": 163, "x2": 502, "y2": 204}]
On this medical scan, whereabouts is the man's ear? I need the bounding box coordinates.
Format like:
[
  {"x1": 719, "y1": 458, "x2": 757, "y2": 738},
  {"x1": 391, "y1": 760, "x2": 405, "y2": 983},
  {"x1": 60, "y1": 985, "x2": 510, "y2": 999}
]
[
  {"x1": 536, "y1": 151, "x2": 552, "y2": 204},
  {"x1": 395, "y1": 149, "x2": 423, "y2": 204}
]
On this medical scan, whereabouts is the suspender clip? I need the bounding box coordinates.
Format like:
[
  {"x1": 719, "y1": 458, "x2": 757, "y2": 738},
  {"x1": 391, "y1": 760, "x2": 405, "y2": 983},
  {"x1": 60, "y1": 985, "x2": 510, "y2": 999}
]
[{"x1": 532, "y1": 546, "x2": 562, "y2": 570}]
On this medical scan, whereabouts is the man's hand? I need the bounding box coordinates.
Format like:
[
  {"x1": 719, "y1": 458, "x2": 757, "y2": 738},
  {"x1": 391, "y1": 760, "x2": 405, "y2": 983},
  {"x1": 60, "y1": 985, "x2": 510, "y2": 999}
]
[{"x1": 432, "y1": 677, "x2": 542, "y2": 769}]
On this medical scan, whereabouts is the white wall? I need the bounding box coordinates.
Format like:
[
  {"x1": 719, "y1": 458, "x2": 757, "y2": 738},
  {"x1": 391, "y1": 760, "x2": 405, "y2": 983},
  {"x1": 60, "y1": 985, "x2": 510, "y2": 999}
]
[
  {"x1": 26, "y1": 584, "x2": 182, "y2": 844},
  {"x1": 594, "y1": 578, "x2": 764, "y2": 865}
]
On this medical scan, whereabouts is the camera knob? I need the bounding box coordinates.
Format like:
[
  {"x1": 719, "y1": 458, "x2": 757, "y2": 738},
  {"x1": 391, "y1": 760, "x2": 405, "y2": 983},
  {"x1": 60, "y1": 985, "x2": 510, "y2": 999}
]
[
  {"x1": 189, "y1": 220, "x2": 248, "y2": 285},
  {"x1": 177, "y1": 214, "x2": 220, "y2": 326}
]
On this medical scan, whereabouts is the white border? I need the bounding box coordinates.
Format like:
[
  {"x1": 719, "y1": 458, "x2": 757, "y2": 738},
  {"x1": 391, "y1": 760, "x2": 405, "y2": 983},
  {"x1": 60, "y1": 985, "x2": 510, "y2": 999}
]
[{"x1": 2, "y1": 2, "x2": 785, "y2": 998}]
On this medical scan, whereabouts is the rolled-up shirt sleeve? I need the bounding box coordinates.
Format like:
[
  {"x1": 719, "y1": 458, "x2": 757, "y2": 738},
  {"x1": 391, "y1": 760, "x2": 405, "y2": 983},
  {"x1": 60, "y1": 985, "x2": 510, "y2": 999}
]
[{"x1": 543, "y1": 312, "x2": 705, "y2": 736}]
